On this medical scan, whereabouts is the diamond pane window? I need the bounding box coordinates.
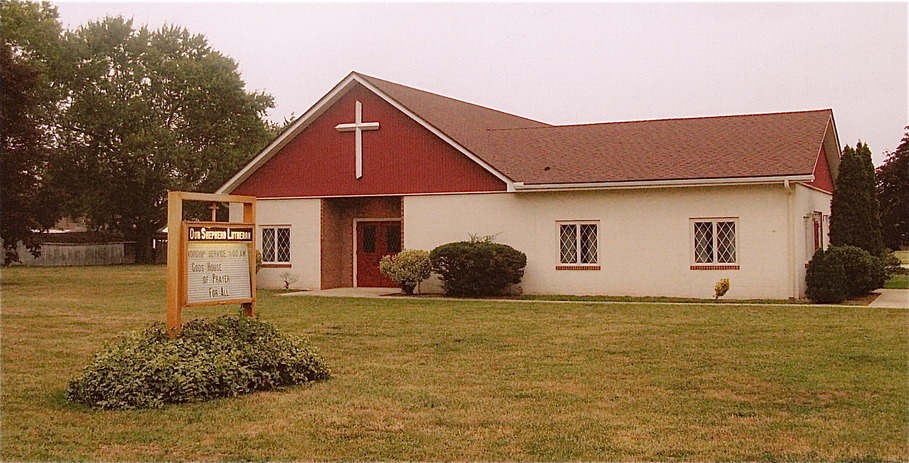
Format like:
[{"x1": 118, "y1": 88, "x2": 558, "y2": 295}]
[
  {"x1": 693, "y1": 222, "x2": 714, "y2": 263},
  {"x1": 276, "y1": 228, "x2": 291, "y2": 263},
  {"x1": 262, "y1": 226, "x2": 291, "y2": 263},
  {"x1": 559, "y1": 224, "x2": 577, "y2": 264},
  {"x1": 579, "y1": 224, "x2": 598, "y2": 264},
  {"x1": 715, "y1": 221, "x2": 736, "y2": 263},
  {"x1": 262, "y1": 228, "x2": 276, "y2": 263},
  {"x1": 692, "y1": 219, "x2": 737, "y2": 264},
  {"x1": 559, "y1": 222, "x2": 598, "y2": 265}
]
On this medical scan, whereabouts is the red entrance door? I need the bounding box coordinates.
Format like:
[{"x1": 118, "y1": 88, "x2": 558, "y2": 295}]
[{"x1": 356, "y1": 220, "x2": 402, "y2": 287}]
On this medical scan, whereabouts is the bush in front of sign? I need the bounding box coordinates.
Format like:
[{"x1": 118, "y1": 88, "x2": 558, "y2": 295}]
[{"x1": 66, "y1": 316, "x2": 330, "y2": 410}]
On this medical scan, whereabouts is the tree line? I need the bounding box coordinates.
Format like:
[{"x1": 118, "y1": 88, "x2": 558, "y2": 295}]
[
  {"x1": 1, "y1": 0, "x2": 277, "y2": 263},
  {"x1": 2, "y1": 1, "x2": 907, "y2": 267}
]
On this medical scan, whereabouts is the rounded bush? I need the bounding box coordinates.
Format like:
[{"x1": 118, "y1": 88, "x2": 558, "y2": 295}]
[
  {"x1": 379, "y1": 249, "x2": 431, "y2": 295},
  {"x1": 805, "y1": 248, "x2": 848, "y2": 303},
  {"x1": 66, "y1": 316, "x2": 330, "y2": 410},
  {"x1": 429, "y1": 240, "x2": 527, "y2": 297},
  {"x1": 826, "y1": 245, "x2": 886, "y2": 297},
  {"x1": 805, "y1": 245, "x2": 886, "y2": 303}
]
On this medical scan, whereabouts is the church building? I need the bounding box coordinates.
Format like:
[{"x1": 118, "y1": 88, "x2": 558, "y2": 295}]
[{"x1": 218, "y1": 71, "x2": 840, "y2": 299}]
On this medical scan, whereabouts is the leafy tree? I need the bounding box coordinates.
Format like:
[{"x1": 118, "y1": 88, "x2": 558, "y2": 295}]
[
  {"x1": 0, "y1": 0, "x2": 64, "y2": 264},
  {"x1": 877, "y1": 128, "x2": 909, "y2": 250},
  {"x1": 829, "y1": 142, "x2": 884, "y2": 255},
  {"x1": 50, "y1": 17, "x2": 274, "y2": 262}
]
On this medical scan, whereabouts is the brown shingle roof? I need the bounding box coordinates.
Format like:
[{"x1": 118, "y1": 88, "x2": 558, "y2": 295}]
[
  {"x1": 483, "y1": 110, "x2": 833, "y2": 184},
  {"x1": 359, "y1": 73, "x2": 832, "y2": 185},
  {"x1": 358, "y1": 73, "x2": 551, "y2": 151}
]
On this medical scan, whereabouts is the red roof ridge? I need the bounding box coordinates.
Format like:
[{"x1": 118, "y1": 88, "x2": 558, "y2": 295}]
[
  {"x1": 353, "y1": 71, "x2": 552, "y2": 127},
  {"x1": 486, "y1": 108, "x2": 834, "y2": 132}
]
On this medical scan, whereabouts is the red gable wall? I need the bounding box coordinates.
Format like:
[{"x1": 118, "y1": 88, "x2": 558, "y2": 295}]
[
  {"x1": 808, "y1": 146, "x2": 834, "y2": 193},
  {"x1": 232, "y1": 84, "x2": 507, "y2": 197}
]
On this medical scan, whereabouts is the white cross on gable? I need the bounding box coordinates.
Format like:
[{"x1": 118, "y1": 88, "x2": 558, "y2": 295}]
[{"x1": 335, "y1": 100, "x2": 380, "y2": 179}]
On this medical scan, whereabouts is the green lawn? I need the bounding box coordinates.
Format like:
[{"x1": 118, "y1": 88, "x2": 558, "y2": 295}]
[
  {"x1": 885, "y1": 273, "x2": 909, "y2": 289},
  {"x1": 886, "y1": 250, "x2": 909, "y2": 289},
  {"x1": 2, "y1": 265, "x2": 907, "y2": 461}
]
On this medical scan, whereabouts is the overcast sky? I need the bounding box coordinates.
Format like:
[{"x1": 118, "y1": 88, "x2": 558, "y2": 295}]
[{"x1": 52, "y1": 1, "x2": 907, "y2": 166}]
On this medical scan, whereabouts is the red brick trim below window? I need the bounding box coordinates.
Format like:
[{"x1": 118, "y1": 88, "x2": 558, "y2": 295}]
[
  {"x1": 690, "y1": 264, "x2": 739, "y2": 270},
  {"x1": 261, "y1": 263, "x2": 292, "y2": 269},
  {"x1": 556, "y1": 265, "x2": 601, "y2": 270}
]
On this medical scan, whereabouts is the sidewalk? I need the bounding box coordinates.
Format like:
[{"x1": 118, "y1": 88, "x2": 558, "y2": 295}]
[
  {"x1": 281, "y1": 287, "x2": 399, "y2": 298},
  {"x1": 279, "y1": 286, "x2": 909, "y2": 309},
  {"x1": 868, "y1": 289, "x2": 909, "y2": 309}
]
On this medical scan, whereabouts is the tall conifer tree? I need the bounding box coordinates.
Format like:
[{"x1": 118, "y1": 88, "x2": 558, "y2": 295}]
[
  {"x1": 876, "y1": 128, "x2": 909, "y2": 249},
  {"x1": 829, "y1": 142, "x2": 884, "y2": 255}
]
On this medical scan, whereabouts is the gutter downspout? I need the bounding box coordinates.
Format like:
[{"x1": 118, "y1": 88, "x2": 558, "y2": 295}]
[{"x1": 784, "y1": 180, "x2": 797, "y2": 299}]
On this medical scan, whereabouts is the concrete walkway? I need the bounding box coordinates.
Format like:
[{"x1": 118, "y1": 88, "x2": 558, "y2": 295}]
[
  {"x1": 280, "y1": 287, "x2": 400, "y2": 298},
  {"x1": 868, "y1": 289, "x2": 909, "y2": 309},
  {"x1": 278, "y1": 286, "x2": 908, "y2": 309}
]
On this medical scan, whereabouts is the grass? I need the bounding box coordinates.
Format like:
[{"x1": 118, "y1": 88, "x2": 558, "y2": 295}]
[
  {"x1": 885, "y1": 273, "x2": 909, "y2": 289},
  {"x1": 2, "y1": 265, "x2": 907, "y2": 461},
  {"x1": 885, "y1": 250, "x2": 909, "y2": 289}
]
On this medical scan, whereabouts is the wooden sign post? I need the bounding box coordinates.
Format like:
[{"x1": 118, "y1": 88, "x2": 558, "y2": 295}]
[{"x1": 166, "y1": 191, "x2": 257, "y2": 336}]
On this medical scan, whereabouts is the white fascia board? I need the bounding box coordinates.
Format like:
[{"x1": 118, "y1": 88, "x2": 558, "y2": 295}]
[
  {"x1": 512, "y1": 175, "x2": 816, "y2": 192},
  {"x1": 217, "y1": 72, "x2": 516, "y2": 194},
  {"x1": 352, "y1": 75, "x2": 516, "y2": 190},
  {"x1": 216, "y1": 73, "x2": 362, "y2": 194}
]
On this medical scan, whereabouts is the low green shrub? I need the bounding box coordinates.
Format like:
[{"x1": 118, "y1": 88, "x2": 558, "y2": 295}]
[
  {"x1": 66, "y1": 315, "x2": 330, "y2": 410},
  {"x1": 429, "y1": 238, "x2": 526, "y2": 297},
  {"x1": 379, "y1": 249, "x2": 431, "y2": 295},
  {"x1": 805, "y1": 245, "x2": 886, "y2": 303}
]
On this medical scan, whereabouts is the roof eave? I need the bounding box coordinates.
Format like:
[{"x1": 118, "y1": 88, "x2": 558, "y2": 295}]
[{"x1": 512, "y1": 175, "x2": 817, "y2": 192}]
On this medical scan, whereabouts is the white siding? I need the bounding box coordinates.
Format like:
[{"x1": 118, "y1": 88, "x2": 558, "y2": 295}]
[
  {"x1": 793, "y1": 185, "x2": 834, "y2": 297},
  {"x1": 404, "y1": 186, "x2": 796, "y2": 299},
  {"x1": 232, "y1": 199, "x2": 321, "y2": 290}
]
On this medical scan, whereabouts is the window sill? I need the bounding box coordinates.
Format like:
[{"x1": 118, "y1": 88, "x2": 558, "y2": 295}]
[
  {"x1": 690, "y1": 264, "x2": 739, "y2": 270},
  {"x1": 261, "y1": 263, "x2": 292, "y2": 268},
  {"x1": 556, "y1": 265, "x2": 601, "y2": 270}
]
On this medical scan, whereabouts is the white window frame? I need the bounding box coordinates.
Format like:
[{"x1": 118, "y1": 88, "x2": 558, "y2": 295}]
[
  {"x1": 557, "y1": 220, "x2": 600, "y2": 267},
  {"x1": 690, "y1": 218, "x2": 738, "y2": 267},
  {"x1": 260, "y1": 225, "x2": 291, "y2": 265}
]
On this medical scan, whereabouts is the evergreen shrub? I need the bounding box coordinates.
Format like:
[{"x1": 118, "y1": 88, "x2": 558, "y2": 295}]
[
  {"x1": 827, "y1": 245, "x2": 886, "y2": 297},
  {"x1": 429, "y1": 239, "x2": 526, "y2": 297},
  {"x1": 805, "y1": 246, "x2": 886, "y2": 303},
  {"x1": 805, "y1": 248, "x2": 848, "y2": 303},
  {"x1": 66, "y1": 316, "x2": 330, "y2": 410}
]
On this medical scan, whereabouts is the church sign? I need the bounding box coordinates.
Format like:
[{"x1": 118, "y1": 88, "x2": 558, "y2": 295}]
[
  {"x1": 166, "y1": 191, "x2": 257, "y2": 336},
  {"x1": 185, "y1": 224, "x2": 254, "y2": 305}
]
